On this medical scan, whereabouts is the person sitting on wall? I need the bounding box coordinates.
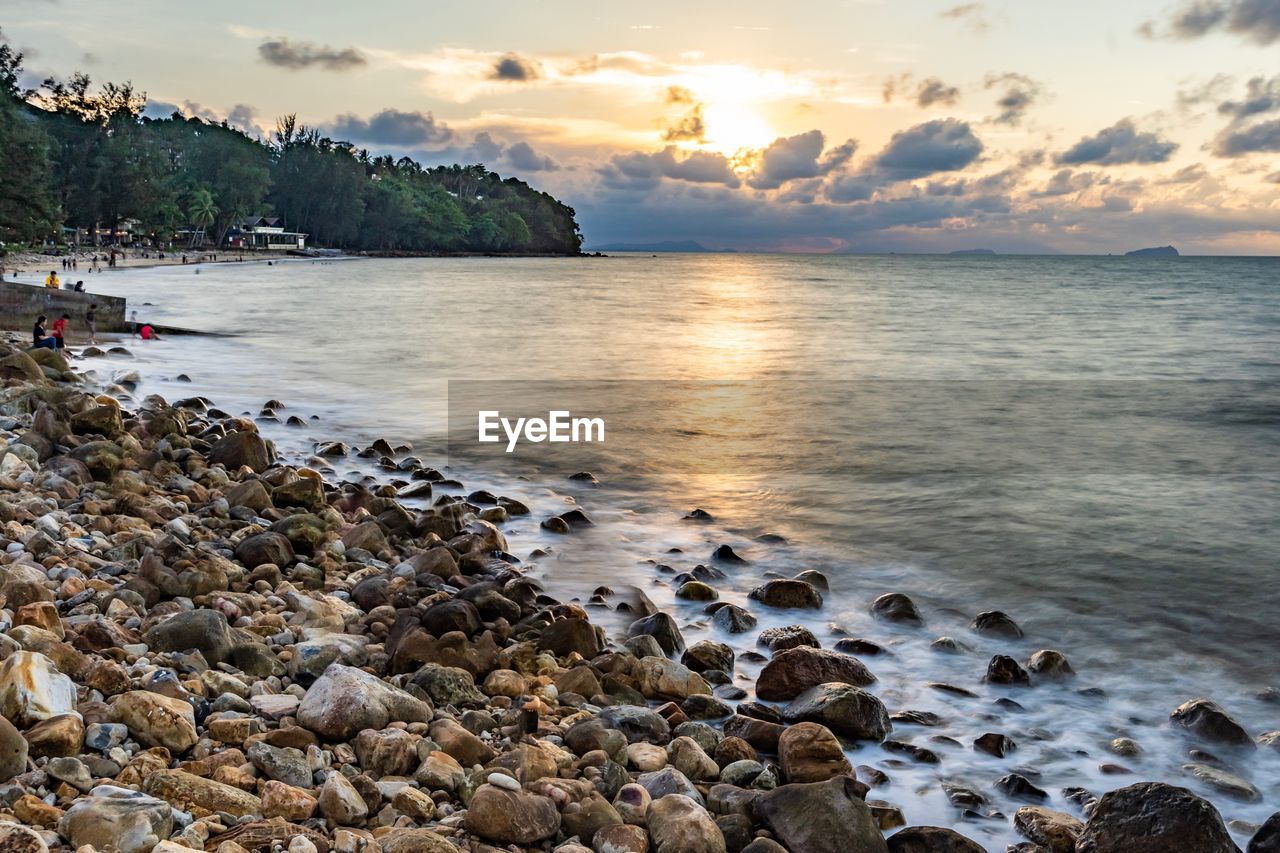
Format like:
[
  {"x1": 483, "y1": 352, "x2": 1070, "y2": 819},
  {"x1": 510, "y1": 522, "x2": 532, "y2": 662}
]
[
  {"x1": 31, "y1": 315, "x2": 58, "y2": 350},
  {"x1": 45, "y1": 270, "x2": 60, "y2": 289},
  {"x1": 74, "y1": 280, "x2": 85, "y2": 292}
]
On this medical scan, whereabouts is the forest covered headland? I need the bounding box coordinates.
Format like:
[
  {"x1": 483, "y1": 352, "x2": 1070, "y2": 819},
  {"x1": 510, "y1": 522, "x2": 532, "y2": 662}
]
[{"x1": 0, "y1": 31, "x2": 583, "y2": 257}]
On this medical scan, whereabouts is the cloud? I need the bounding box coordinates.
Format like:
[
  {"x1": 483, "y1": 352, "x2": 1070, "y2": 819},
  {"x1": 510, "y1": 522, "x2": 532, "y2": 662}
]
[
  {"x1": 984, "y1": 72, "x2": 1042, "y2": 125},
  {"x1": 1213, "y1": 118, "x2": 1280, "y2": 154},
  {"x1": 874, "y1": 118, "x2": 985, "y2": 179},
  {"x1": 258, "y1": 38, "x2": 366, "y2": 71},
  {"x1": 598, "y1": 146, "x2": 740, "y2": 191},
  {"x1": 883, "y1": 74, "x2": 961, "y2": 108},
  {"x1": 940, "y1": 2, "x2": 991, "y2": 34},
  {"x1": 1034, "y1": 168, "x2": 1101, "y2": 197},
  {"x1": 1217, "y1": 74, "x2": 1280, "y2": 119},
  {"x1": 327, "y1": 108, "x2": 454, "y2": 147},
  {"x1": 506, "y1": 140, "x2": 559, "y2": 172},
  {"x1": 663, "y1": 104, "x2": 706, "y2": 142},
  {"x1": 1175, "y1": 74, "x2": 1235, "y2": 112},
  {"x1": 1141, "y1": 0, "x2": 1280, "y2": 45},
  {"x1": 491, "y1": 53, "x2": 541, "y2": 81},
  {"x1": 1055, "y1": 119, "x2": 1178, "y2": 165},
  {"x1": 226, "y1": 104, "x2": 259, "y2": 133},
  {"x1": 1159, "y1": 164, "x2": 1210, "y2": 184},
  {"x1": 748, "y1": 130, "x2": 857, "y2": 189}
]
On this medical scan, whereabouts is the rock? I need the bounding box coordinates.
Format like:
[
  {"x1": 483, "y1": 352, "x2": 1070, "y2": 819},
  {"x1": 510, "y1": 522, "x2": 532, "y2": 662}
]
[
  {"x1": 712, "y1": 605, "x2": 757, "y2": 634},
  {"x1": 248, "y1": 741, "x2": 312, "y2": 788},
  {"x1": 648, "y1": 794, "x2": 726, "y2": 853},
  {"x1": 429, "y1": 718, "x2": 497, "y2": 766},
  {"x1": 413, "y1": 663, "x2": 486, "y2": 707},
  {"x1": 226, "y1": 478, "x2": 273, "y2": 512},
  {"x1": 112, "y1": 690, "x2": 199, "y2": 753},
  {"x1": 985, "y1": 654, "x2": 1031, "y2": 686},
  {"x1": 782, "y1": 683, "x2": 892, "y2": 741},
  {"x1": 756, "y1": 646, "x2": 876, "y2": 700},
  {"x1": 144, "y1": 769, "x2": 263, "y2": 817},
  {"x1": 970, "y1": 610, "x2": 1023, "y2": 638},
  {"x1": 0, "y1": 651, "x2": 77, "y2": 726},
  {"x1": 628, "y1": 612, "x2": 686, "y2": 655},
  {"x1": 318, "y1": 771, "x2": 368, "y2": 825},
  {"x1": 638, "y1": 657, "x2": 712, "y2": 701},
  {"x1": 594, "y1": 823, "x2": 650, "y2": 853},
  {"x1": 1251, "y1": 813, "x2": 1280, "y2": 853},
  {"x1": 378, "y1": 829, "x2": 456, "y2": 853},
  {"x1": 974, "y1": 732, "x2": 1016, "y2": 757},
  {"x1": 561, "y1": 791, "x2": 623, "y2": 845},
  {"x1": 748, "y1": 579, "x2": 822, "y2": 609},
  {"x1": 298, "y1": 664, "x2": 431, "y2": 740},
  {"x1": 210, "y1": 430, "x2": 273, "y2": 473},
  {"x1": 778, "y1": 722, "x2": 851, "y2": 783},
  {"x1": 261, "y1": 780, "x2": 317, "y2": 821},
  {"x1": 997, "y1": 773, "x2": 1048, "y2": 802},
  {"x1": 541, "y1": 617, "x2": 603, "y2": 658},
  {"x1": 638, "y1": 767, "x2": 703, "y2": 803},
  {"x1": 465, "y1": 784, "x2": 561, "y2": 845},
  {"x1": 0, "y1": 822, "x2": 46, "y2": 853},
  {"x1": 599, "y1": 705, "x2": 673, "y2": 745},
  {"x1": 1170, "y1": 698, "x2": 1254, "y2": 748},
  {"x1": 886, "y1": 826, "x2": 986, "y2": 852},
  {"x1": 1075, "y1": 782, "x2": 1241, "y2": 853},
  {"x1": 1183, "y1": 763, "x2": 1261, "y2": 802},
  {"x1": 757, "y1": 625, "x2": 819, "y2": 651},
  {"x1": 58, "y1": 787, "x2": 173, "y2": 853},
  {"x1": 24, "y1": 713, "x2": 84, "y2": 757},
  {"x1": 667, "y1": 736, "x2": 720, "y2": 783},
  {"x1": 870, "y1": 593, "x2": 923, "y2": 625},
  {"x1": 754, "y1": 775, "x2": 887, "y2": 853},
  {"x1": 1027, "y1": 649, "x2": 1074, "y2": 680},
  {"x1": 235, "y1": 531, "x2": 295, "y2": 568},
  {"x1": 353, "y1": 728, "x2": 421, "y2": 777},
  {"x1": 71, "y1": 404, "x2": 123, "y2": 437},
  {"x1": 391, "y1": 786, "x2": 436, "y2": 821},
  {"x1": 677, "y1": 581, "x2": 719, "y2": 601},
  {"x1": 0, "y1": 716, "x2": 28, "y2": 781},
  {"x1": 1015, "y1": 806, "x2": 1085, "y2": 852},
  {"x1": 682, "y1": 640, "x2": 734, "y2": 674},
  {"x1": 144, "y1": 608, "x2": 233, "y2": 663}
]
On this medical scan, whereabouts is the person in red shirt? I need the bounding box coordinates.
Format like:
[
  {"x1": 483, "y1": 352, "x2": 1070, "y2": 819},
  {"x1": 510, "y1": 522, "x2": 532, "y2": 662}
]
[{"x1": 51, "y1": 314, "x2": 70, "y2": 350}]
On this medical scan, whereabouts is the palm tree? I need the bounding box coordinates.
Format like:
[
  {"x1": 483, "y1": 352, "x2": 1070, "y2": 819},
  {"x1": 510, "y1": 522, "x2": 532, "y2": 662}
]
[{"x1": 188, "y1": 189, "x2": 218, "y2": 248}]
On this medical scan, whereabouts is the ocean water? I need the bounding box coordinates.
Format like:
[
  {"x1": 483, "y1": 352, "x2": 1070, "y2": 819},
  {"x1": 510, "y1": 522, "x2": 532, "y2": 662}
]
[{"x1": 90, "y1": 254, "x2": 1279, "y2": 845}]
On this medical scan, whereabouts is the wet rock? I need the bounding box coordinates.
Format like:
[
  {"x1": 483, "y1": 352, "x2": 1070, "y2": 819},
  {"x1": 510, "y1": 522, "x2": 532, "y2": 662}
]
[
  {"x1": 682, "y1": 640, "x2": 734, "y2": 674},
  {"x1": 778, "y1": 722, "x2": 851, "y2": 783},
  {"x1": 648, "y1": 794, "x2": 726, "y2": 853},
  {"x1": 985, "y1": 654, "x2": 1031, "y2": 686},
  {"x1": 58, "y1": 787, "x2": 173, "y2": 853},
  {"x1": 1027, "y1": 649, "x2": 1074, "y2": 680},
  {"x1": 970, "y1": 610, "x2": 1023, "y2": 638},
  {"x1": 209, "y1": 429, "x2": 273, "y2": 473},
  {"x1": 886, "y1": 826, "x2": 986, "y2": 853},
  {"x1": 1075, "y1": 782, "x2": 1240, "y2": 853},
  {"x1": 465, "y1": 784, "x2": 561, "y2": 845},
  {"x1": 870, "y1": 593, "x2": 923, "y2": 625},
  {"x1": 1170, "y1": 698, "x2": 1255, "y2": 749},
  {"x1": 711, "y1": 605, "x2": 757, "y2": 634},
  {"x1": 0, "y1": 651, "x2": 78, "y2": 726},
  {"x1": 638, "y1": 656, "x2": 712, "y2": 701},
  {"x1": 757, "y1": 625, "x2": 819, "y2": 651},
  {"x1": 748, "y1": 579, "x2": 822, "y2": 609},
  {"x1": 1183, "y1": 763, "x2": 1261, "y2": 802},
  {"x1": 638, "y1": 767, "x2": 703, "y2": 803},
  {"x1": 782, "y1": 683, "x2": 892, "y2": 741},
  {"x1": 1015, "y1": 806, "x2": 1085, "y2": 852},
  {"x1": 974, "y1": 732, "x2": 1016, "y2": 757},
  {"x1": 677, "y1": 581, "x2": 719, "y2": 601},
  {"x1": 297, "y1": 664, "x2": 432, "y2": 740},
  {"x1": 756, "y1": 646, "x2": 876, "y2": 700},
  {"x1": 997, "y1": 773, "x2": 1049, "y2": 802},
  {"x1": 628, "y1": 612, "x2": 686, "y2": 656},
  {"x1": 1251, "y1": 813, "x2": 1280, "y2": 853},
  {"x1": 754, "y1": 775, "x2": 887, "y2": 853},
  {"x1": 722, "y1": 714, "x2": 786, "y2": 753},
  {"x1": 711, "y1": 544, "x2": 748, "y2": 565},
  {"x1": 542, "y1": 617, "x2": 604, "y2": 658}
]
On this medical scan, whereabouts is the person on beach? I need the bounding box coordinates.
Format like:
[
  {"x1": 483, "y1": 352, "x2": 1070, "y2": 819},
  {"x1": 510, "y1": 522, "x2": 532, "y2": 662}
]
[
  {"x1": 31, "y1": 316, "x2": 57, "y2": 350},
  {"x1": 130, "y1": 310, "x2": 140, "y2": 337},
  {"x1": 140, "y1": 323, "x2": 160, "y2": 341},
  {"x1": 45, "y1": 270, "x2": 60, "y2": 289},
  {"x1": 51, "y1": 314, "x2": 69, "y2": 350},
  {"x1": 74, "y1": 280, "x2": 85, "y2": 292},
  {"x1": 85, "y1": 304, "x2": 98, "y2": 344}
]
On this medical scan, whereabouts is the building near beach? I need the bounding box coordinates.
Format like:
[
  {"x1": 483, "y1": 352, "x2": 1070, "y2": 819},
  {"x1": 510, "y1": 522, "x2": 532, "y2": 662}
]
[{"x1": 226, "y1": 217, "x2": 307, "y2": 250}]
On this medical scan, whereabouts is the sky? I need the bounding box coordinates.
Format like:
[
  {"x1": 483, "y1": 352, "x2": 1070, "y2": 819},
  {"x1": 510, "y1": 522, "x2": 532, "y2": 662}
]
[{"x1": 4, "y1": 0, "x2": 1279, "y2": 253}]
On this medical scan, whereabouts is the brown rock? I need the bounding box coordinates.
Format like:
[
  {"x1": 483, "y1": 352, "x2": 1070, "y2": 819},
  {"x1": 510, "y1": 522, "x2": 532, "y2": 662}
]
[
  {"x1": 778, "y1": 722, "x2": 852, "y2": 783},
  {"x1": 756, "y1": 647, "x2": 876, "y2": 701}
]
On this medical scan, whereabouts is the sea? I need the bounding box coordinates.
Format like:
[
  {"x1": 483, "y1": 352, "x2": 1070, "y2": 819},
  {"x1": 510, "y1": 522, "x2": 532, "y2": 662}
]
[{"x1": 90, "y1": 253, "x2": 1279, "y2": 846}]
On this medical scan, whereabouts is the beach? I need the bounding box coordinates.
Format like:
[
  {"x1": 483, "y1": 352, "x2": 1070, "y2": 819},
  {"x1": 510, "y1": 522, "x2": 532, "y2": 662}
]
[{"x1": 0, "y1": 254, "x2": 1274, "y2": 852}]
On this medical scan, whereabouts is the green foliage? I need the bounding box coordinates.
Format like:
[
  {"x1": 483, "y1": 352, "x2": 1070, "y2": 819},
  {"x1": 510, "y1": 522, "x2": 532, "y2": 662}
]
[{"x1": 0, "y1": 45, "x2": 582, "y2": 254}]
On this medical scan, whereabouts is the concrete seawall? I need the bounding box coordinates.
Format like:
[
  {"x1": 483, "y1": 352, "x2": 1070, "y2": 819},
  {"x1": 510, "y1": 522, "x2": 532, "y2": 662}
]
[{"x1": 0, "y1": 279, "x2": 127, "y2": 332}]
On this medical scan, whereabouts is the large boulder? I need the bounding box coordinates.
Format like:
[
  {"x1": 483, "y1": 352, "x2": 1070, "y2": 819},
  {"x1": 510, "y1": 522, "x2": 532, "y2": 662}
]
[
  {"x1": 1075, "y1": 782, "x2": 1241, "y2": 853},
  {"x1": 112, "y1": 691, "x2": 199, "y2": 754},
  {"x1": 778, "y1": 722, "x2": 851, "y2": 783},
  {"x1": 144, "y1": 609, "x2": 233, "y2": 664},
  {"x1": 58, "y1": 787, "x2": 173, "y2": 853},
  {"x1": 754, "y1": 776, "x2": 887, "y2": 853},
  {"x1": 748, "y1": 579, "x2": 822, "y2": 609},
  {"x1": 0, "y1": 652, "x2": 78, "y2": 727},
  {"x1": 209, "y1": 430, "x2": 273, "y2": 473},
  {"x1": 464, "y1": 785, "x2": 560, "y2": 845},
  {"x1": 1170, "y1": 698, "x2": 1254, "y2": 748},
  {"x1": 782, "y1": 683, "x2": 892, "y2": 742},
  {"x1": 648, "y1": 794, "x2": 727, "y2": 853},
  {"x1": 756, "y1": 647, "x2": 876, "y2": 700},
  {"x1": 236, "y1": 531, "x2": 295, "y2": 568},
  {"x1": 297, "y1": 664, "x2": 432, "y2": 740},
  {"x1": 1251, "y1": 813, "x2": 1280, "y2": 853},
  {"x1": 886, "y1": 826, "x2": 986, "y2": 852}
]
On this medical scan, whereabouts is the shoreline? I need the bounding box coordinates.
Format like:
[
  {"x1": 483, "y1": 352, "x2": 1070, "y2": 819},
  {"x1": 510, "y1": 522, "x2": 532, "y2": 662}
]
[
  {"x1": 2, "y1": 250, "x2": 302, "y2": 279},
  {"x1": 0, "y1": 336, "x2": 1273, "y2": 853}
]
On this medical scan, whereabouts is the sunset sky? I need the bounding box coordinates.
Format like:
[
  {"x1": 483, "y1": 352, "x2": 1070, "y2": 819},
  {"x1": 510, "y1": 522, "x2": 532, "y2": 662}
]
[{"x1": 5, "y1": 0, "x2": 1279, "y2": 253}]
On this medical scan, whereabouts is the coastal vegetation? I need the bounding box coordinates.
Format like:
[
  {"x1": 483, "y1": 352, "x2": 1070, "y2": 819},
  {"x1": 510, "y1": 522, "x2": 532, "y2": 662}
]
[{"x1": 0, "y1": 34, "x2": 582, "y2": 254}]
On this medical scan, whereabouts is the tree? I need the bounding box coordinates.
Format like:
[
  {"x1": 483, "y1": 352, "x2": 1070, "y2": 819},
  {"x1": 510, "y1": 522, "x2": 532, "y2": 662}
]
[{"x1": 0, "y1": 31, "x2": 59, "y2": 243}]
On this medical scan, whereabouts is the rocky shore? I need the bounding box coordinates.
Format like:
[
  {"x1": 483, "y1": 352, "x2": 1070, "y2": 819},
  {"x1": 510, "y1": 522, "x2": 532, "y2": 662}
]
[{"x1": 0, "y1": 335, "x2": 1275, "y2": 853}]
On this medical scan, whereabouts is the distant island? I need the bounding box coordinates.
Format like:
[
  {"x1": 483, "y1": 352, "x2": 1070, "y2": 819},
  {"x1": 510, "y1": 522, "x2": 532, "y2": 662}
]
[
  {"x1": 1125, "y1": 246, "x2": 1180, "y2": 257},
  {"x1": 590, "y1": 240, "x2": 711, "y2": 253},
  {"x1": 948, "y1": 248, "x2": 997, "y2": 255}
]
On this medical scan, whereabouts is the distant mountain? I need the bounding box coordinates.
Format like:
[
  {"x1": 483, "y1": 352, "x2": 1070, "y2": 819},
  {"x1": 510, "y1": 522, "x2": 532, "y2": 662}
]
[
  {"x1": 948, "y1": 248, "x2": 997, "y2": 255},
  {"x1": 590, "y1": 240, "x2": 711, "y2": 253},
  {"x1": 1125, "y1": 245, "x2": 1180, "y2": 257}
]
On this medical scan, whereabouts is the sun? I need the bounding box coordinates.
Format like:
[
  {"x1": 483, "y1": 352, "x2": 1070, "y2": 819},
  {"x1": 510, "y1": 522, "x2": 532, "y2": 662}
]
[
  {"x1": 701, "y1": 101, "x2": 777, "y2": 155},
  {"x1": 670, "y1": 65, "x2": 782, "y2": 156}
]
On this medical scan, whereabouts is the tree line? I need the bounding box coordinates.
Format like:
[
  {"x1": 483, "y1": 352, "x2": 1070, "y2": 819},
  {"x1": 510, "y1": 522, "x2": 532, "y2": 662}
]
[{"x1": 0, "y1": 34, "x2": 583, "y2": 255}]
